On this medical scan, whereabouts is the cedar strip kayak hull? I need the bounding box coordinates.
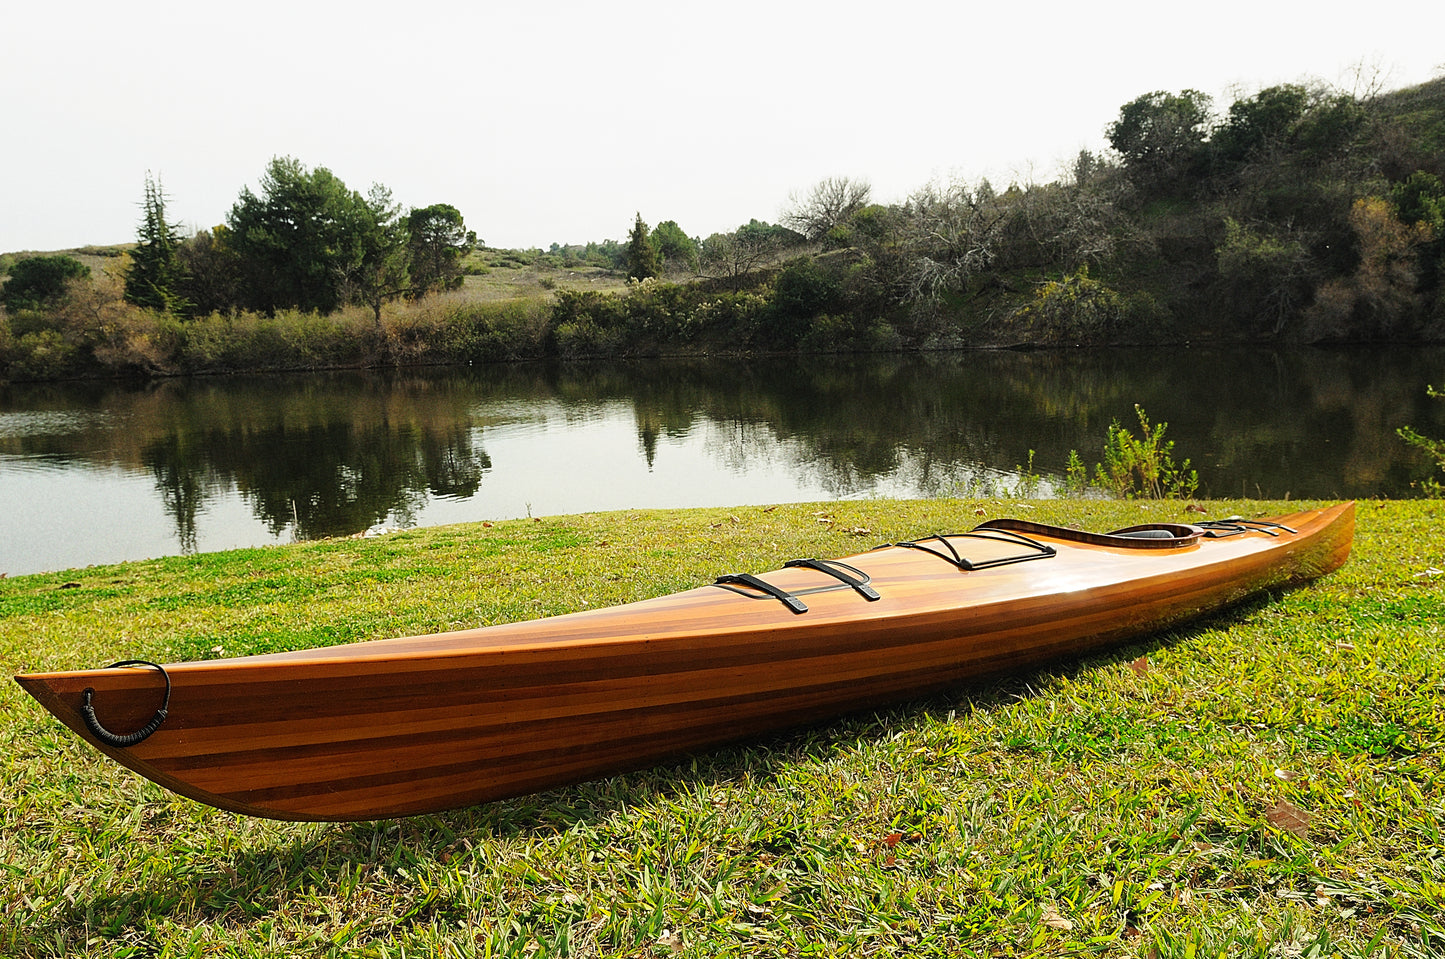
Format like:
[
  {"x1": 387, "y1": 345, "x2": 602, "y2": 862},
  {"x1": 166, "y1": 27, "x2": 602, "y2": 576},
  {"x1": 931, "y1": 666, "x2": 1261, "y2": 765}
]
[{"x1": 15, "y1": 503, "x2": 1354, "y2": 821}]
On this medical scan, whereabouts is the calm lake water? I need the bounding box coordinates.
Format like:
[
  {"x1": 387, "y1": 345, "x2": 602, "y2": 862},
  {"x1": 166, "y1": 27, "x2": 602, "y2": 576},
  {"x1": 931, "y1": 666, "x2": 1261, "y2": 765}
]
[{"x1": 2, "y1": 347, "x2": 1442, "y2": 575}]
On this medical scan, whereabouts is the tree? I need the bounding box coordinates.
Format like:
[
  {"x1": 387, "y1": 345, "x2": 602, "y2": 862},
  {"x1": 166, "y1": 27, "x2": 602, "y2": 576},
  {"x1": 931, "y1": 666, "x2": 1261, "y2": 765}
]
[
  {"x1": 1, "y1": 255, "x2": 90, "y2": 313},
  {"x1": 406, "y1": 203, "x2": 476, "y2": 297},
  {"x1": 123, "y1": 172, "x2": 190, "y2": 315},
  {"x1": 226, "y1": 157, "x2": 369, "y2": 314},
  {"x1": 897, "y1": 179, "x2": 1007, "y2": 303},
  {"x1": 1212, "y1": 84, "x2": 1311, "y2": 166},
  {"x1": 1106, "y1": 90, "x2": 1213, "y2": 188},
  {"x1": 625, "y1": 213, "x2": 660, "y2": 280},
  {"x1": 650, "y1": 219, "x2": 698, "y2": 272},
  {"x1": 699, "y1": 221, "x2": 798, "y2": 287},
  {"x1": 1393, "y1": 171, "x2": 1445, "y2": 295},
  {"x1": 783, "y1": 177, "x2": 872, "y2": 243},
  {"x1": 1304, "y1": 197, "x2": 1434, "y2": 338},
  {"x1": 175, "y1": 226, "x2": 243, "y2": 317},
  {"x1": 1213, "y1": 84, "x2": 1365, "y2": 172},
  {"x1": 340, "y1": 185, "x2": 410, "y2": 323}
]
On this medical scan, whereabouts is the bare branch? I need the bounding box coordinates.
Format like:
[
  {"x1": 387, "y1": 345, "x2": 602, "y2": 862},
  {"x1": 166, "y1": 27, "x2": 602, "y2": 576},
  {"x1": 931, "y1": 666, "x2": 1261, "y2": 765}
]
[{"x1": 782, "y1": 177, "x2": 873, "y2": 242}]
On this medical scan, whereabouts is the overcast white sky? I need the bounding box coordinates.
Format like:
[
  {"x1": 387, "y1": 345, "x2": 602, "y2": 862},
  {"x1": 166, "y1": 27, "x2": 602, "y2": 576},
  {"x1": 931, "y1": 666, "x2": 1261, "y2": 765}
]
[{"x1": 2, "y1": 1, "x2": 1440, "y2": 254}]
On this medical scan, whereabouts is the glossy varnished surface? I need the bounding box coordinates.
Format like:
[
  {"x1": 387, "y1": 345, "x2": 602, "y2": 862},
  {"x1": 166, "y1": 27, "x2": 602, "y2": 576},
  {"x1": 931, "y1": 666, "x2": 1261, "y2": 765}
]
[{"x1": 16, "y1": 504, "x2": 1354, "y2": 820}]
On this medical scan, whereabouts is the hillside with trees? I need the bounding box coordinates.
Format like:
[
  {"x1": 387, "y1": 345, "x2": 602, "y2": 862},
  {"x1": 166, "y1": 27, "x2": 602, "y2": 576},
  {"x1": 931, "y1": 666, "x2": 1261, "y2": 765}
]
[{"x1": 2, "y1": 75, "x2": 1443, "y2": 380}]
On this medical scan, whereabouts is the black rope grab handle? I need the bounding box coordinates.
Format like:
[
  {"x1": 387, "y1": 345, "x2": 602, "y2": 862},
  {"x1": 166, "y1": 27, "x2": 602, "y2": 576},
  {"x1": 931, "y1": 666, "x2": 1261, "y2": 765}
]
[{"x1": 81, "y1": 660, "x2": 170, "y2": 748}]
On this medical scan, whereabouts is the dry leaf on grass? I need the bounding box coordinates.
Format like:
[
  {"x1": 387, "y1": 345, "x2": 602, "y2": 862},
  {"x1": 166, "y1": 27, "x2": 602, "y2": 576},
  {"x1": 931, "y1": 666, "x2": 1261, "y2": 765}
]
[
  {"x1": 1266, "y1": 799, "x2": 1311, "y2": 838},
  {"x1": 1041, "y1": 904, "x2": 1074, "y2": 930}
]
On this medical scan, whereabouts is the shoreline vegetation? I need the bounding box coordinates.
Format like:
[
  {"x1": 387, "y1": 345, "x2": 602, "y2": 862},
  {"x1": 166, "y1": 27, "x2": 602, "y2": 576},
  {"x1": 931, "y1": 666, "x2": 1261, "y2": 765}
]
[
  {"x1": 3, "y1": 75, "x2": 1444, "y2": 383},
  {"x1": 3, "y1": 498, "x2": 1443, "y2": 956}
]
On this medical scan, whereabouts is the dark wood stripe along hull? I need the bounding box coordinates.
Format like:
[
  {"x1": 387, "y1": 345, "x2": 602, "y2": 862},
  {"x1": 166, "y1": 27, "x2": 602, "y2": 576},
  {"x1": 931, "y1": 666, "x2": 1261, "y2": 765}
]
[{"x1": 15, "y1": 503, "x2": 1354, "y2": 821}]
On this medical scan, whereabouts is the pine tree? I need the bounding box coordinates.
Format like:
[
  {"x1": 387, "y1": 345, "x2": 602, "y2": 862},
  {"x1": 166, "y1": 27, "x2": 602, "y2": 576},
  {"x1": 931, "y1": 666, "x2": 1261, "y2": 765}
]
[
  {"x1": 124, "y1": 173, "x2": 190, "y2": 314},
  {"x1": 406, "y1": 203, "x2": 476, "y2": 297},
  {"x1": 345, "y1": 184, "x2": 410, "y2": 324},
  {"x1": 625, "y1": 212, "x2": 660, "y2": 280}
]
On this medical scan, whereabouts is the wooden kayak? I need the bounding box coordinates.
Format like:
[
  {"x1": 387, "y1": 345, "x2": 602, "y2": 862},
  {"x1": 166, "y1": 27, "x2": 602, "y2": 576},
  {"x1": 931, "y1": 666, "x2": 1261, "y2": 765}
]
[{"x1": 15, "y1": 503, "x2": 1354, "y2": 822}]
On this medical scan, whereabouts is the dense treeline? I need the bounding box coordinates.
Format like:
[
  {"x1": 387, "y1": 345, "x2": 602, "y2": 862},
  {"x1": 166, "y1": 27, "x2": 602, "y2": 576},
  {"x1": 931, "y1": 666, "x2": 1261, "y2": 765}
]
[
  {"x1": 131, "y1": 158, "x2": 478, "y2": 320},
  {"x1": 741, "y1": 76, "x2": 1445, "y2": 349},
  {"x1": 2, "y1": 75, "x2": 1443, "y2": 380}
]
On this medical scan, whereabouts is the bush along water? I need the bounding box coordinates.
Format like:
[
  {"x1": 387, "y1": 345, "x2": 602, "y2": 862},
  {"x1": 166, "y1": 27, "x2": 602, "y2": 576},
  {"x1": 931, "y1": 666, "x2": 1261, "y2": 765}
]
[
  {"x1": 968, "y1": 407, "x2": 1198, "y2": 501},
  {"x1": 0, "y1": 269, "x2": 559, "y2": 379},
  {"x1": 1398, "y1": 386, "x2": 1445, "y2": 496},
  {"x1": 1057, "y1": 405, "x2": 1199, "y2": 500}
]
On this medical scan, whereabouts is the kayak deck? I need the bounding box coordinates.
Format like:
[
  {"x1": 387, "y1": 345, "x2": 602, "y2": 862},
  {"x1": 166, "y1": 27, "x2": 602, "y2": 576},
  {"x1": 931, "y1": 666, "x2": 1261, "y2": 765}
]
[{"x1": 15, "y1": 503, "x2": 1354, "y2": 821}]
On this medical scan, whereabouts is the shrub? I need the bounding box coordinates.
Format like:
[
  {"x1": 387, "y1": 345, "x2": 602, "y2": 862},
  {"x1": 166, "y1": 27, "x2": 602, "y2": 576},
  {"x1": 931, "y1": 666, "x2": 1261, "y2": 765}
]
[
  {"x1": 1063, "y1": 450, "x2": 1090, "y2": 495},
  {"x1": 1300, "y1": 197, "x2": 1433, "y2": 340},
  {"x1": 798, "y1": 314, "x2": 856, "y2": 353},
  {"x1": 547, "y1": 283, "x2": 706, "y2": 355},
  {"x1": 449, "y1": 299, "x2": 552, "y2": 363},
  {"x1": 772, "y1": 257, "x2": 844, "y2": 336},
  {"x1": 553, "y1": 319, "x2": 619, "y2": 359},
  {"x1": 1214, "y1": 218, "x2": 1315, "y2": 336},
  {"x1": 866, "y1": 320, "x2": 904, "y2": 352},
  {"x1": 1398, "y1": 386, "x2": 1445, "y2": 496},
  {"x1": 1013, "y1": 266, "x2": 1125, "y2": 345},
  {"x1": 89, "y1": 309, "x2": 185, "y2": 375},
  {"x1": 176, "y1": 310, "x2": 375, "y2": 373},
  {"x1": 9, "y1": 330, "x2": 82, "y2": 380},
  {"x1": 621, "y1": 279, "x2": 693, "y2": 346},
  {"x1": 1061, "y1": 406, "x2": 1198, "y2": 499},
  {"x1": 1, "y1": 255, "x2": 90, "y2": 313},
  {"x1": 690, "y1": 292, "x2": 770, "y2": 346},
  {"x1": 1091, "y1": 405, "x2": 1199, "y2": 499},
  {"x1": 382, "y1": 306, "x2": 460, "y2": 365},
  {"x1": 279, "y1": 308, "x2": 379, "y2": 368}
]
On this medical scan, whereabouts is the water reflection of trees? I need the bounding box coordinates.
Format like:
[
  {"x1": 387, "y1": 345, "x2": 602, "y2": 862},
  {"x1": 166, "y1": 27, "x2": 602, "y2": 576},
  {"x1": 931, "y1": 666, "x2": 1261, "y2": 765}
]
[
  {"x1": 136, "y1": 378, "x2": 489, "y2": 543},
  {"x1": 142, "y1": 419, "x2": 487, "y2": 543},
  {"x1": 486, "y1": 348, "x2": 1445, "y2": 499},
  {"x1": 2, "y1": 348, "x2": 1444, "y2": 558},
  {"x1": 0, "y1": 375, "x2": 491, "y2": 549}
]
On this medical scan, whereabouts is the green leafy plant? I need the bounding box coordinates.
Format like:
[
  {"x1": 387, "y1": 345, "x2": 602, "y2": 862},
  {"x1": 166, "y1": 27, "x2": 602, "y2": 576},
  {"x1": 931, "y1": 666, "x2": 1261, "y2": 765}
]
[
  {"x1": 1012, "y1": 449, "x2": 1043, "y2": 497},
  {"x1": 1397, "y1": 386, "x2": 1445, "y2": 496},
  {"x1": 1063, "y1": 449, "x2": 1090, "y2": 494},
  {"x1": 1014, "y1": 266, "x2": 1126, "y2": 345},
  {"x1": 1091, "y1": 404, "x2": 1199, "y2": 499}
]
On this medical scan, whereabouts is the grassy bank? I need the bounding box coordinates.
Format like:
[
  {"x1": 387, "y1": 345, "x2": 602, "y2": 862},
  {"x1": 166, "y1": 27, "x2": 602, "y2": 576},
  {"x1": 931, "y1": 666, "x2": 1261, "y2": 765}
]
[{"x1": 2, "y1": 499, "x2": 1442, "y2": 957}]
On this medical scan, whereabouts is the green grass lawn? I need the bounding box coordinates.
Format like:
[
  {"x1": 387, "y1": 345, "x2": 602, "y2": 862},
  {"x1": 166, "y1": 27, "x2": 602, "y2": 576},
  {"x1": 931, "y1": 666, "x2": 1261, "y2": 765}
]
[{"x1": 2, "y1": 499, "x2": 1442, "y2": 958}]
